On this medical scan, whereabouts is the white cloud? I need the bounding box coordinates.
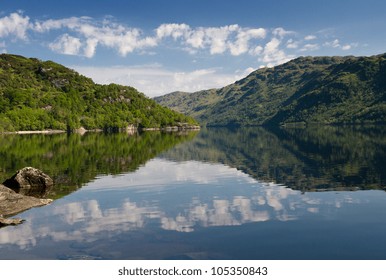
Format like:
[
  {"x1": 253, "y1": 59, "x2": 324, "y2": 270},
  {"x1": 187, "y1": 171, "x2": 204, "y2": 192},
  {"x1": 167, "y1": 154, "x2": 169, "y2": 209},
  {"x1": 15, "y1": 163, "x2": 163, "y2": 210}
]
[
  {"x1": 156, "y1": 23, "x2": 266, "y2": 56},
  {"x1": 185, "y1": 28, "x2": 206, "y2": 48},
  {"x1": 34, "y1": 15, "x2": 158, "y2": 57},
  {"x1": 156, "y1": 23, "x2": 190, "y2": 40},
  {"x1": 0, "y1": 11, "x2": 361, "y2": 62},
  {"x1": 33, "y1": 17, "x2": 86, "y2": 33},
  {"x1": 323, "y1": 39, "x2": 354, "y2": 51},
  {"x1": 272, "y1": 27, "x2": 294, "y2": 38},
  {"x1": 229, "y1": 28, "x2": 266, "y2": 55},
  {"x1": 286, "y1": 39, "x2": 299, "y2": 49},
  {"x1": 300, "y1": 43, "x2": 319, "y2": 52},
  {"x1": 249, "y1": 45, "x2": 263, "y2": 56},
  {"x1": 260, "y1": 37, "x2": 294, "y2": 67},
  {"x1": 0, "y1": 12, "x2": 30, "y2": 40},
  {"x1": 304, "y1": 35, "x2": 317, "y2": 41},
  {"x1": 342, "y1": 44, "x2": 352, "y2": 50},
  {"x1": 31, "y1": 16, "x2": 270, "y2": 58},
  {"x1": 84, "y1": 38, "x2": 98, "y2": 58},
  {"x1": 325, "y1": 39, "x2": 340, "y2": 48},
  {"x1": 49, "y1": 34, "x2": 82, "y2": 55},
  {"x1": 204, "y1": 25, "x2": 238, "y2": 54},
  {"x1": 72, "y1": 64, "x2": 253, "y2": 97}
]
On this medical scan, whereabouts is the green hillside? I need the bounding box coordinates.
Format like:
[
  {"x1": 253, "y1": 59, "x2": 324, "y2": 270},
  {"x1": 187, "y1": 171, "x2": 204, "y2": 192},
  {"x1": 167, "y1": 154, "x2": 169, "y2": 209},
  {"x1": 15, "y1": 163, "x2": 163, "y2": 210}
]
[
  {"x1": 155, "y1": 53, "x2": 386, "y2": 126},
  {"x1": 0, "y1": 54, "x2": 198, "y2": 132}
]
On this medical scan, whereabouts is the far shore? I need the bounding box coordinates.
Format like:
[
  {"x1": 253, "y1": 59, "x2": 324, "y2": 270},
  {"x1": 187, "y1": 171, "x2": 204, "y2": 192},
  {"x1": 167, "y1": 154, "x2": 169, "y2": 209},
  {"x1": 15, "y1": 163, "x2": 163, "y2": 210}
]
[
  {"x1": 1, "y1": 125, "x2": 200, "y2": 135},
  {"x1": 2, "y1": 130, "x2": 66, "y2": 135}
]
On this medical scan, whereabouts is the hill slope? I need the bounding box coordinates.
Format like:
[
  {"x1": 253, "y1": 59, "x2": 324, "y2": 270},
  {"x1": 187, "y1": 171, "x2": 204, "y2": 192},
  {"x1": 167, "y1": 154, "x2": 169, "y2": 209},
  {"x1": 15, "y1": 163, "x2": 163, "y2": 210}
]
[
  {"x1": 0, "y1": 54, "x2": 198, "y2": 132},
  {"x1": 155, "y1": 54, "x2": 386, "y2": 126}
]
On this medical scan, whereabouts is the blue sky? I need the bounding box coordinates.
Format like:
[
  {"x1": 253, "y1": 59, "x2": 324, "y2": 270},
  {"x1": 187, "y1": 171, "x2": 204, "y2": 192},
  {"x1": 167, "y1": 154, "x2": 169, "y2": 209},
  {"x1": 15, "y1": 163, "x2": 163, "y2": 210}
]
[{"x1": 1, "y1": 0, "x2": 385, "y2": 97}]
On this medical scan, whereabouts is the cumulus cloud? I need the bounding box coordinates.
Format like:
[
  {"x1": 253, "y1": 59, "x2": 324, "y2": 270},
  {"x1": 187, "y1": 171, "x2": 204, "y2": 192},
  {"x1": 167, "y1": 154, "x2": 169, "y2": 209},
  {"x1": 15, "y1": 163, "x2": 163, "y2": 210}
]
[
  {"x1": 49, "y1": 33, "x2": 82, "y2": 55},
  {"x1": 229, "y1": 28, "x2": 266, "y2": 55},
  {"x1": 0, "y1": 11, "x2": 359, "y2": 61},
  {"x1": 205, "y1": 25, "x2": 236, "y2": 54},
  {"x1": 84, "y1": 38, "x2": 98, "y2": 58},
  {"x1": 0, "y1": 12, "x2": 30, "y2": 40},
  {"x1": 27, "y1": 14, "x2": 270, "y2": 58},
  {"x1": 155, "y1": 23, "x2": 266, "y2": 56},
  {"x1": 156, "y1": 23, "x2": 190, "y2": 40},
  {"x1": 33, "y1": 15, "x2": 158, "y2": 57},
  {"x1": 260, "y1": 37, "x2": 294, "y2": 67}
]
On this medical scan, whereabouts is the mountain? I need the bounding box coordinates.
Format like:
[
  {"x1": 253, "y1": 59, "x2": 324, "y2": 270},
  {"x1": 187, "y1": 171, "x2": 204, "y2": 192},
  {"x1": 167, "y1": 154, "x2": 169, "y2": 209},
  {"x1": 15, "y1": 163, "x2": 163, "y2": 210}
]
[
  {"x1": 0, "y1": 54, "x2": 198, "y2": 132},
  {"x1": 155, "y1": 53, "x2": 386, "y2": 126}
]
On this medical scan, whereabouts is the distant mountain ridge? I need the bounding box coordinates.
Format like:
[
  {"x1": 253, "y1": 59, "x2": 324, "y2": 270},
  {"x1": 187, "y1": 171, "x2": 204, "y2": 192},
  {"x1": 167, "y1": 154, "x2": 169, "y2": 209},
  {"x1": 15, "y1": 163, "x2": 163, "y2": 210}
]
[
  {"x1": 155, "y1": 53, "x2": 386, "y2": 126},
  {"x1": 0, "y1": 54, "x2": 198, "y2": 132}
]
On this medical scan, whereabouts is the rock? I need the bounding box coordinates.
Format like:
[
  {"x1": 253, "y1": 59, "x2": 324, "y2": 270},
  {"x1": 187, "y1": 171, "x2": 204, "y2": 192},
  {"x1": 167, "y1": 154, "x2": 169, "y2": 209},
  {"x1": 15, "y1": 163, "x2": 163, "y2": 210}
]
[
  {"x1": 0, "y1": 167, "x2": 54, "y2": 228},
  {"x1": 3, "y1": 167, "x2": 53, "y2": 198},
  {"x1": 0, "y1": 216, "x2": 24, "y2": 226},
  {"x1": 0, "y1": 184, "x2": 52, "y2": 224},
  {"x1": 74, "y1": 126, "x2": 87, "y2": 135}
]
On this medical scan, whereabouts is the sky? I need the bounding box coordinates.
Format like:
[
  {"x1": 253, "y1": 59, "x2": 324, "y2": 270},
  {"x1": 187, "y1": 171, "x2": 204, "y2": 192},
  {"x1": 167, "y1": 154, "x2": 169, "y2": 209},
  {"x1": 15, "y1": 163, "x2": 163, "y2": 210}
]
[{"x1": 1, "y1": 0, "x2": 385, "y2": 97}]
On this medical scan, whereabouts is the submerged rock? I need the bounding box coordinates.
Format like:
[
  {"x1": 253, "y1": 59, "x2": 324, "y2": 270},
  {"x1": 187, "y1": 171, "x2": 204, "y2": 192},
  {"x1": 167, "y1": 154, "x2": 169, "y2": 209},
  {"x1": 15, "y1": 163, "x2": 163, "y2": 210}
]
[{"x1": 3, "y1": 167, "x2": 53, "y2": 198}]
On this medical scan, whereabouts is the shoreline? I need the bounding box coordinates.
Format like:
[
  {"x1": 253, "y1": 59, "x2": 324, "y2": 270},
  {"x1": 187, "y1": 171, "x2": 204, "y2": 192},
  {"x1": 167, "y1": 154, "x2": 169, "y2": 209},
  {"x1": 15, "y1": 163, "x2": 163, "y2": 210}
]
[
  {"x1": 1, "y1": 125, "x2": 201, "y2": 135},
  {"x1": 2, "y1": 129, "x2": 66, "y2": 135}
]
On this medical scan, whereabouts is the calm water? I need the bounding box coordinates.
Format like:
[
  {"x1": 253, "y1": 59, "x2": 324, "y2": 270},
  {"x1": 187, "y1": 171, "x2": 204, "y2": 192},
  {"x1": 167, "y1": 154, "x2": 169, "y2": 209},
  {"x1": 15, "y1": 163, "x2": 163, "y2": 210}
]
[{"x1": 0, "y1": 126, "x2": 385, "y2": 259}]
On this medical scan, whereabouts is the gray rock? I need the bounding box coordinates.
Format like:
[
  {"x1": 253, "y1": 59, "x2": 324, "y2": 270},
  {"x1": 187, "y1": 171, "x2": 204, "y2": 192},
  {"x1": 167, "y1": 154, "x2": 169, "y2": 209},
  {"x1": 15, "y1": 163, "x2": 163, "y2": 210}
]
[
  {"x1": 0, "y1": 167, "x2": 54, "y2": 228},
  {"x1": 0, "y1": 216, "x2": 24, "y2": 226},
  {"x1": 3, "y1": 167, "x2": 53, "y2": 198},
  {"x1": 0, "y1": 184, "x2": 52, "y2": 219}
]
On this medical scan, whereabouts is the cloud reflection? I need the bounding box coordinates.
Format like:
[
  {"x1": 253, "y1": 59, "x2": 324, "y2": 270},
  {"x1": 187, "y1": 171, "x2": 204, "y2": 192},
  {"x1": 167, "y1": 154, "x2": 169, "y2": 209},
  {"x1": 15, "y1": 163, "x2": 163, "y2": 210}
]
[{"x1": 0, "y1": 159, "x2": 365, "y2": 249}]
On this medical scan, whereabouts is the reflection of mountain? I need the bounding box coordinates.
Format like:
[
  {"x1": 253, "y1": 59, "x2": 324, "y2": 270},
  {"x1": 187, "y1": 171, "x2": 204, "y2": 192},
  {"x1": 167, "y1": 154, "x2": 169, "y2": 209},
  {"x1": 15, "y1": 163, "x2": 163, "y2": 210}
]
[
  {"x1": 0, "y1": 131, "x2": 198, "y2": 199},
  {"x1": 161, "y1": 126, "x2": 386, "y2": 191},
  {"x1": 0, "y1": 159, "x2": 365, "y2": 251}
]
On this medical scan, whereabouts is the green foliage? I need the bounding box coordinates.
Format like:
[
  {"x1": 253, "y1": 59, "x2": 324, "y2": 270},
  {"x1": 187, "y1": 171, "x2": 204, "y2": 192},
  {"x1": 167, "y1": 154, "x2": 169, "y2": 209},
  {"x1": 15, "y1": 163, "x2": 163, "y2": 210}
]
[
  {"x1": 155, "y1": 54, "x2": 386, "y2": 126},
  {"x1": 0, "y1": 131, "x2": 198, "y2": 199},
  {"x1": 0, "y1": 54, "x2": 198, "y2": 131}
]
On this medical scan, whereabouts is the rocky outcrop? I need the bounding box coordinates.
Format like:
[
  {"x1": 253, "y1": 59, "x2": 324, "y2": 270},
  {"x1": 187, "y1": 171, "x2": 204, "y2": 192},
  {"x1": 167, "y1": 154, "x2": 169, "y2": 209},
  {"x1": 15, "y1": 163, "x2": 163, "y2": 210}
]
[
  {"x1": 0, "y1": 216, "x2": 24, "y2": 226},
  {"x1": 0, "y1": 167, "x2": 54, "y2": 227},
  {"x1": 3, "y1": 167, "x2": 53, "y2": 198}
]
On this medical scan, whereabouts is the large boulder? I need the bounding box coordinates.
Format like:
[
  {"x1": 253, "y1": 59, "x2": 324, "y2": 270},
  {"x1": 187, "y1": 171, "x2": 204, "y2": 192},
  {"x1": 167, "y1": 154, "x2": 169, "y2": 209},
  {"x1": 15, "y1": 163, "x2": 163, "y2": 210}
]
[
  {"x1": 3, "y1": 167, "x2": 53, "y2": 198},
  {"x1": 0, "y1": 167, "x2": 54, "y2": 228},
  {"x1": 0, "y1": 184, "x2": 52, "y2": 227}
]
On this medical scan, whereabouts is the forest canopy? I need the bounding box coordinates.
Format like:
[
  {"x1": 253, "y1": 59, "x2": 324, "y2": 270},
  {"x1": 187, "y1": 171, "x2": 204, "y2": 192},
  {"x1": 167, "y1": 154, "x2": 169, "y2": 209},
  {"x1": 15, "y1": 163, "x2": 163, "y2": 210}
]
[{"x1": 0, "y1": 54, "x2": 198, "y2": 132}]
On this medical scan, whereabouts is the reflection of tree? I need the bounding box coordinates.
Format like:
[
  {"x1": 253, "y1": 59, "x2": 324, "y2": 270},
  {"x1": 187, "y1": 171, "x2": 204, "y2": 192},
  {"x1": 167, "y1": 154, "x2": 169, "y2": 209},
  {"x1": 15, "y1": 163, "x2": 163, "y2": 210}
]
[
  {"x1": 0, "y1": 131, "x2": 198, "y2": 198},
  {"x1": 161, "y1": 126, "x2": 386, "y2": 191}
]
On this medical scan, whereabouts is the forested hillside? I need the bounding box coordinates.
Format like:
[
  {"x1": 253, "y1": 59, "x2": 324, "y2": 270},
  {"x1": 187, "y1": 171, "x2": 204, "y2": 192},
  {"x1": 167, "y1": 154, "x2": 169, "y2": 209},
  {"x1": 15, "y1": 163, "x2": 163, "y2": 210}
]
[
  {"x1": 155, "y1": 53, "x2": 386, "y2": 126},
  {"x1": 0, "y1": 54, "x2": 198, "y2": 132}
]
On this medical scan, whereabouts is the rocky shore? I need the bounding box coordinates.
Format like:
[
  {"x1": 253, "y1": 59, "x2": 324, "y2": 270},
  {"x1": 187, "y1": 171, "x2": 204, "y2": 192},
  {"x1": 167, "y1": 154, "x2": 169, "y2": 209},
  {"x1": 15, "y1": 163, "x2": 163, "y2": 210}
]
[
  {"x1": 0, "y1": 167, "x2": 53, "y2": 227},
  {"x1": 1, "y1": 124, "x2": 200, "y2": 135}
]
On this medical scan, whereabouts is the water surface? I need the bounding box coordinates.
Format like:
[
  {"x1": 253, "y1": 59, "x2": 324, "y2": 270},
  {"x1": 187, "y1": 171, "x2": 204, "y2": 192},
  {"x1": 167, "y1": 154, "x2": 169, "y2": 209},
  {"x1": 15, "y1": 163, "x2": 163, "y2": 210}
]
[{"x1": 0, "y1": 126, "x2": 385, "y2": 259}]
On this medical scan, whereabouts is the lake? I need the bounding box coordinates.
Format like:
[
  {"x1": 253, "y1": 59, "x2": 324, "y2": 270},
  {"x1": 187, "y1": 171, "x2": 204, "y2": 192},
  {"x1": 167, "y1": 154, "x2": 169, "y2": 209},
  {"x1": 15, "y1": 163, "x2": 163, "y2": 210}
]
[{"x1": 0, "y1": 126, "x2": 385, "y2": 260}]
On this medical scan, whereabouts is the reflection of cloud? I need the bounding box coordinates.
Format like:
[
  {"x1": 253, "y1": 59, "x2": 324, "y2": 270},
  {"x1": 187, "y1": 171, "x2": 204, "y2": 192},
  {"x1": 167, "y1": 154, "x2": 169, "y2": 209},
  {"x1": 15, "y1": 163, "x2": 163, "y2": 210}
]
[
  {"x1": 88, "y1": 159, "x2": 252, "y2": 190},
  {"x1": 307, "y1": 207, "x2": 319, "y2": 213},
  {"x1": 0, "y1": 159, "x2": 369, "y2": 249},
  {"x1": 161, "y1": 196, "x2": 271, "y2": 232}
]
